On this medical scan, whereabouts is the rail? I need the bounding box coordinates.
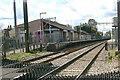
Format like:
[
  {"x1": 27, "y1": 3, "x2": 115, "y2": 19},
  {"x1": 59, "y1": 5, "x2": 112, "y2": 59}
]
[
  {"x1": 37, "y1": 41, "x2": 105, "y2": 80},
  {"x1": 1, "y1": 40, "x2": 106, "y2": 80},
  {"x1": 75, "y1": 43, "x2": 105, "y2": 80}
]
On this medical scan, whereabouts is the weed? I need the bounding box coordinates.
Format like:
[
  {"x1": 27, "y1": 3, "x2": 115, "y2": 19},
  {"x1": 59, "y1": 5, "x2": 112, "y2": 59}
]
[{"x1": 8, "y1": 51, "x2": 50, "y2": 61}]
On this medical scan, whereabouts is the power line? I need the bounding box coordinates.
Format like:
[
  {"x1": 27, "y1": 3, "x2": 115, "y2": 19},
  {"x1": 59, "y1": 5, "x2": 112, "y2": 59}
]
[
  {"x1": 59, "y1": 0, "x2": 114, "y2": 32},
  {"x1": 89, "y1": 0, "x2": 105, "y2": 22},
  {"x1": 58, "y1": 0, "x2": 87, "y2": 20},
  {"x1": 59, "y1": 0, "x2": 106, "y2": 24},
  {"x1": 114, "y1": 0, "x2": 117, "y2": 15},
  {"x1": 89, "y1": 0, "x2": 116, "y2": 32},
  {"x1": 58, "y1": 0, "x2": 88, "y2": 26}
]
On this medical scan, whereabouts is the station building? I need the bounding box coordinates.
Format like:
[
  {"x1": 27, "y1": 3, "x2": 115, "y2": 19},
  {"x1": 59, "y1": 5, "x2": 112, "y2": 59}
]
[{"x1": 9, "y1": 19, "x2": 91, "y2": 45}]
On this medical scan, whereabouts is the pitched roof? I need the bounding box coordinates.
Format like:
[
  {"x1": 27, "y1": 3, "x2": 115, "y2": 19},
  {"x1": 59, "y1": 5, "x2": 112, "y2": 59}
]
[
  {"x1": 17, "y1": 19, "x2": 76, "y2": 31},
  {"x1": 42, "y1": 19, "x2": 75, "y2": 31},
  {"x1": 16, "y1": 19, "x2": 90, "y2": 35}
]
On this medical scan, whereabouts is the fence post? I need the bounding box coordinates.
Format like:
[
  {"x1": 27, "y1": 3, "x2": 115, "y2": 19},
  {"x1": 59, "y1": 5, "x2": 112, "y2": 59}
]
[
  {"x1": 13, "y1": 39, "x2": 15, "y2": 54},
  {"x1": 22, "y1": 37, "x2": 24, "y2": 52},
  {"x1": 3, "y1": 35, "x2": 6, "y2": 59},
  {"x1": 36, "y1": 35, "x2": 39, "y2": 50},
  {"x1": 19, "y1": 39, "x2": 21, "y2": 53},
  {"x1": 33, "y1": 38, "x2": 35, "y2": 50},
  {"x1": 40, "y1": 34, "x2": 42, "y2": 51},
  {"x1": 105, "y1": 42, "x2": 108, "y2": 51},
  {"x1": 29, "y1": 34, "x2": 32, "y2": 51},
  {"x1": 31, "y1": 36, "x2": 33, "y2": 50}
]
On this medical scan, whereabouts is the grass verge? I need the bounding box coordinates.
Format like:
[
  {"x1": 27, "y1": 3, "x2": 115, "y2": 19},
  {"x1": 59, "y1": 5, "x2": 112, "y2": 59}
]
[
  {"x1": 7, "y1": 50, "x2": 50, "y2": 61},
  {"x1": 106, "y1": 47, "x2": 120, "y2": 62}
]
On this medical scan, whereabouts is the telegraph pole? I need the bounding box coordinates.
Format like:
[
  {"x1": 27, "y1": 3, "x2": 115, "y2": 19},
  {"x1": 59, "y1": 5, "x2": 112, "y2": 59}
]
[
  {"x1": 118, "y1": 0, "x2": 120, "y2": 51},
  {"x1": 13, "y1": 0, "x2": 18, "y2": 48},
  {"x1": 23, "y1": 0, "x2": 29, "y2": 52}
]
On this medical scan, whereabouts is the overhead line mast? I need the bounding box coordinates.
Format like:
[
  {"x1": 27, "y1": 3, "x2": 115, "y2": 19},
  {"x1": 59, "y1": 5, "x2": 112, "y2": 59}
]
[
  {"x1": 117, "y1": 0, "x2": 120, "y2": 51},
  {"x1": 13, "y1": 0, "x2": 18, "y2": 48},
  {"x1": 23, "y1": 0, "x2": 29, "y2": 52}
]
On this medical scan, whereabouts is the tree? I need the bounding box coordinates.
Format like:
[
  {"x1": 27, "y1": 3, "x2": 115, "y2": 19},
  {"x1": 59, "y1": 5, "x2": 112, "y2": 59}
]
[
  {"x1": 74, "y1": 23, "x2": 97, "y2": 34},
  {"x1": 88, "y1": 19, "x2": 97, "y2": 28},
  {"x1": 96, "y1": 31, "x2": 103, "y2": 39},
  {"x1": 104, "y1": 31, "x2": 111, "y2": 39}
]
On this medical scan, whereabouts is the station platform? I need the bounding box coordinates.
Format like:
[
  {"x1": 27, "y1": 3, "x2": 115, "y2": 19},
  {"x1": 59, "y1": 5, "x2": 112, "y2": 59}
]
[{"x1": 46, "y1": 39, "x2": 107, "y2": 52}]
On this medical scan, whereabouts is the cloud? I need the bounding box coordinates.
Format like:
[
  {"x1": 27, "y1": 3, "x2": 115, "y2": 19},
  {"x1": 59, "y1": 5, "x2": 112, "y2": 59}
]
[
  {"x1": 0, "y1": 0, "x2": 117, "y2": 32},
  {"x1": 100, "y1": 5, "x2": 107, "y2": 10},
  {"x1": 17, "y1": 8, "x2": 23, "y2": 19},
  {"x1": 0, "y1": 7, "x2": 6, "y2": 11},
  {"x1": 0, "y1": 17, "x2": 13, "y2": 20},
  {"x1": 104, "y1": 11, "x2": 116, "y2": 17}
]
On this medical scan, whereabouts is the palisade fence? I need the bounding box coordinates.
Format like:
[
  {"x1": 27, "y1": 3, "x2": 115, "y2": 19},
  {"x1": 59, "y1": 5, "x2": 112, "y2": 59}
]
[
  {"x1": 44, "y1": 31, "x2": 62, "y2": 43},
  {"x1": 2, "y1": 34, "x2": 42, "y2": 59}
]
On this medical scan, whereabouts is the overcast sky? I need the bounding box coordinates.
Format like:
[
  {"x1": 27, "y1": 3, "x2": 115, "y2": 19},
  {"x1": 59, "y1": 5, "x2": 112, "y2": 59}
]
[{"x1": 0, "y1": 0, "x2": 117, "y2": 32}]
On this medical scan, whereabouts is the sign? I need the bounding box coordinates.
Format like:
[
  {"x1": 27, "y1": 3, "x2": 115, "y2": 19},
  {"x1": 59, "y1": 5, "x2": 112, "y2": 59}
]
[{"x1": 18, "y1": 28, "x2": 25, "y2": 34}]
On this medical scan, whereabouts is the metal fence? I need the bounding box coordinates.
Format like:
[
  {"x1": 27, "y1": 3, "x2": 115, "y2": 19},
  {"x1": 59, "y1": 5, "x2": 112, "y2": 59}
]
[
  {"x1": 105, "y1": 41, "x2": 117, "y2": 51},
  {"x1": 44, "y1": 31, "x2": 61, "y2": 43},
  {"x1": 2, "y1": 34, "x2": 42, "y2": 58}
]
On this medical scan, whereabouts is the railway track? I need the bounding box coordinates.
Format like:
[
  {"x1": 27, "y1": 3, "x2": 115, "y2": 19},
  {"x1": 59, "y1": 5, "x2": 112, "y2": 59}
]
[
  {"x1": 74, "y1": 43, "x2": 104, "y2": 80},
  {"x1": 1, "y1": 41, "x2": 105, "y2": 80},
  {"x1": 3, "y1": 41, "x2": 98, "y2": 68},
  {"x1": 2, "y1": 42, "x2": 91, "y2": 67},
  {"x1": 37, "y1": 41, "x2": 105, "y2": 80}
]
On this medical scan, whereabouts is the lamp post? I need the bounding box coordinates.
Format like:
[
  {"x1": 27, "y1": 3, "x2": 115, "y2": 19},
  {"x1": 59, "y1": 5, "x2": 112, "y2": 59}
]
[
  {"x1": 79, "y1": 23, "x2": 84, "y2": 40},
  {"x1": 47, "y1": 17, "x2": 56, "y2": 42},
  {"x1": 40, "y1": 12, "x2": 46, "y2": 52}
]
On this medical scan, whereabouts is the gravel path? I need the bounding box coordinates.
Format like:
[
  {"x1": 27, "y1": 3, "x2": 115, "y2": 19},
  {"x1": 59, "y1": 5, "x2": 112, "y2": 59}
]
[
  {"x1": 50, "y1": 43, "x2": 97, "y2": 66},
  {"x1": 86, "y1": 47, "x2": 119, "y2": 75},
  {"x1": 31, "y1": 52, "x2": 65, "y2": 63},
  {"x1": 21, "y1": 42, "x2": 97, "y2": 63},
  {"x1": 51, "y1": 43, "x2": 104, "y2": 76}
]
